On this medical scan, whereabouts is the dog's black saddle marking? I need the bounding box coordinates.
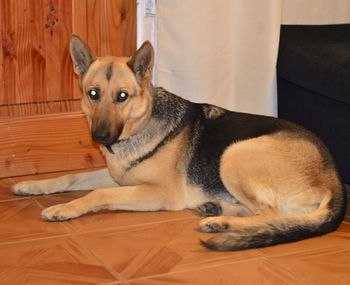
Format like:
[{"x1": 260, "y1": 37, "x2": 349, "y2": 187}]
[{"x1": 186, "y1": 103, "x2": 297, "y2": 199}]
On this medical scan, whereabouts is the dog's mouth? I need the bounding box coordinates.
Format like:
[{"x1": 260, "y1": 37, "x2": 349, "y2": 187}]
[
  {"x1": 92, "y1": 127, "x2": 123, "y2": 155},
  {"x1": 105, "y1": 145, "x2": 115, "y2": 154}
]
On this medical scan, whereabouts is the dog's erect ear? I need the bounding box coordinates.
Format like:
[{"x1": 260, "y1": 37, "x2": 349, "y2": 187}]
[
  {"x1": 70, "y1": 34, "x2": 96, "y2": 78},
  {"x1": 127, "y1": 41, "x2": 154, "y2": 81}
]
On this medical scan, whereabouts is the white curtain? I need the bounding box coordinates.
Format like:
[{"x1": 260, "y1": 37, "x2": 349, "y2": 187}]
[
  {"x1": 156, "y1": 0, "x2": 281, "y2": 116},
  {"x1": 153, "y1": 0, "x2": 350, "y2": 117},
  {"x1": 282, "y1": 0, "x2": 350, "y2": 25}
]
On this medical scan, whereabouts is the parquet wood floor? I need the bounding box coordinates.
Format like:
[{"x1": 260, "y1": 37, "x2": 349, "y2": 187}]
[{"x1": 1, "y1": 171, "x2": 350, "y2": 285}]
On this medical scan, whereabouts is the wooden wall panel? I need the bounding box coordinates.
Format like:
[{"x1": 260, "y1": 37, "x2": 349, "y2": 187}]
[
  {"x1": 0, "y1": 0, "x2": 3, "y2": 101},
  {"x1": 0, "y1": 0, "x2": 74, "y2": 105},
  {"x1": 31, "y1": 1, "x2": 48, "y2": 107},
  {"x1": 0, "y1": 113, "x2": 106, "y2": 178},
  {"x1": 0, "y1": 0, "x2": 136, "y2": 116},
  {"x1": 0, "y1": 0, "x2": 136, "y2": 178},
  {"x1": 44, "y1": 0, "x2": 74, "y2": 102},
  {"x1": 1, "y1": 0, "x2": 20, "y2": 106},
  {"x1": 72, "y1": 0, "x2": 88, "y2": 100},
  {"x1": 86, "y1": 0, "x2": 136, "y2": 57}
]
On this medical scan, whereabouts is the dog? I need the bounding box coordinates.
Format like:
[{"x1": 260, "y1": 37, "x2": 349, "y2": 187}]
[{"x1": 12, "y1": 35, "x2": 346, "y2": 251}]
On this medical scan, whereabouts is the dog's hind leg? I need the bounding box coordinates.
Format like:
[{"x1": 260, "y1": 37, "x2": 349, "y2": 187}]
[
  {"x1": 197, "y1": 200, "x2": 253, "y2": 217},
  {"x1": 198, "y1": 134, "x2": 344, "y2": 251},
  {"x1": 41, "y1": 184, "x2": 172, "y2": 221},
  {"x1": 12, "y1": 168, "x2": 118, "y2": 196}
]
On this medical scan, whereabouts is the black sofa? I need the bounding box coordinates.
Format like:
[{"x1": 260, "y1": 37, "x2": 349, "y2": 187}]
[{"x1": 277, "y1": 24, "x2": 350, "y2": 184}]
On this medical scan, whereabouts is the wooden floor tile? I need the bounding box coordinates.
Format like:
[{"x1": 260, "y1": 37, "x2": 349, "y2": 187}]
[
  {"x1": 0, "y1": 178, "x2": 13, "y2": 188},
  {"x1": 270, "y1": 247, "x2": 350, "y2": 285},
  {"x1": 0, "y1": 236, "x2": 118, "y2": 284},
  {"x1": 0, "y1": 199, "x2": 69, "y2": 244},
  {"x1": 127, "y1": 258, "x2": 305, "y2": 285},
  {"x1": 328, "y1": 221, "x2": 350, "y2": 240},
  {"x1": 74, "y1": 218, "x2": 263, "y2": 280},
  {"x1": 0, "y1": 178, "x2": 21, "y2": 201},
  {"x1": 35, "y1": 193, "x2": 194, "y2": 233},
  {"x1": 0, "y1": 187, "x2": 24, "y2": 201},
  {"x1": 346, "y1": 195, "x2": 350, "y2": 222}
]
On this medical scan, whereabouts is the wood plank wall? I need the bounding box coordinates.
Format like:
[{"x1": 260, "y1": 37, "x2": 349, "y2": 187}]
[{"x1": 0, "y1": 0, "x2": 136, "y2": 177}]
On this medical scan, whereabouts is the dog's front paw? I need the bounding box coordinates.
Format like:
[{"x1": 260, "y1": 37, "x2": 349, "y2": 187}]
[
  {"x1": 41, "y1": 203, "x2": 80, "y2": 221},
  {"x1": 12, "y1": 181, "x2": 42, "y2": 196},
  {"x1": 199, "y1": 217, "x2": 229, "y2": 233}
]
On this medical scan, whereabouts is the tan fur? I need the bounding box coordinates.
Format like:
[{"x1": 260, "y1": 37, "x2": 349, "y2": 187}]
[
  {"x1": 11, "y1": 37, "x2": 344, "y2": 251},
  {"x1": 219, "y1": 132, "x2": 334, "y2": 216}
]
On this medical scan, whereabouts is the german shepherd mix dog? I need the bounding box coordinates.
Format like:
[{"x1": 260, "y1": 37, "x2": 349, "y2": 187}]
[{"x1": 12, "y1": 36, "x2": 346, "y2": 251}]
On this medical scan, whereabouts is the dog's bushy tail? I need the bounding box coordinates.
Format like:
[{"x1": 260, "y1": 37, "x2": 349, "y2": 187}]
[{"x1": 201, "y1": 188, "x2": 346, "y2": 251}]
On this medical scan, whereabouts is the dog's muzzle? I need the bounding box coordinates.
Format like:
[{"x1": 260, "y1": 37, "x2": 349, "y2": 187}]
[
  {"x1": 92, "y1": 130, "x2": 119, "y2": 154},
  {"x1": 92, "y1": 129, "x2": 115, "y2": 146},
  {"x1": 91, "y1": 121, "x2": 123, "y2": 154},
  {"x1": 92, "y1": 128, "x2": 123, "y2": 154}
]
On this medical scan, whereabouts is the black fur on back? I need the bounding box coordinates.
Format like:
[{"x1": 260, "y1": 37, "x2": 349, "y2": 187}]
[{"x1": 186, "y1": 103, "x2": 296, "y2": 199}]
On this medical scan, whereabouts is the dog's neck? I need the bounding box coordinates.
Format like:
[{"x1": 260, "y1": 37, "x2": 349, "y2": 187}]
[{"x1": 106, "y1": 87, "x2": 193, "y2": 169}]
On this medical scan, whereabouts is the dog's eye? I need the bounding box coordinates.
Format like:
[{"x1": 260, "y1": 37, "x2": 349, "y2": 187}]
[
  {"x1": 87, "y1": 89, "x2": 100, "y2": 100},
  {"x1": 116, "y1": 91, "x2": 129, "y2": 103}
]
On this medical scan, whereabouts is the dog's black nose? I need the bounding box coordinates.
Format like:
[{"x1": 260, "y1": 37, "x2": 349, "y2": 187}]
[{"x1": 92, "y1": 129, "x2": 112, "y2": 145}]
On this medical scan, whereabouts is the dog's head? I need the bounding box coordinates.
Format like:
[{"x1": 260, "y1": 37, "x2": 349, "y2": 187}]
[{"x1": 70, "y1": 35, "x2": 154, "y2": 148}]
